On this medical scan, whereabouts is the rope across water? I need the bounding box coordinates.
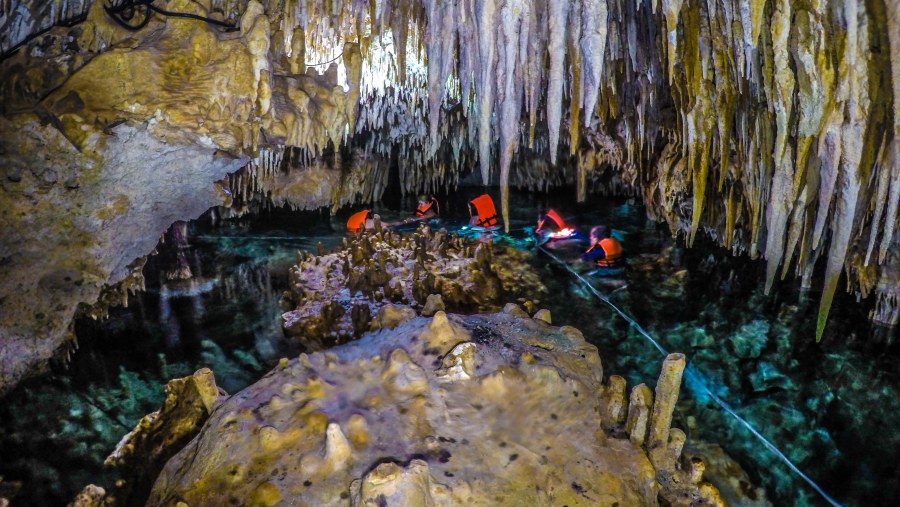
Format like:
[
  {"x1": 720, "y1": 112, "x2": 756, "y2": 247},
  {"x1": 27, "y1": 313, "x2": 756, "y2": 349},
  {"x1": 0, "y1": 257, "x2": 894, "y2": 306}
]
[{"x1": 537, "y1": 245, "x2": 842, "y2": 507}]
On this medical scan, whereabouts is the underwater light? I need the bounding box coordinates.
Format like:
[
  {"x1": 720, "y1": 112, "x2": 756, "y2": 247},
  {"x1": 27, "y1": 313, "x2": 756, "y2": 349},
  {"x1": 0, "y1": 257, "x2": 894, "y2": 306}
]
[
  {"x1": 537, "y1": 246, "x2": 842, "y2": 507},
  {"x1": 548, "y1": 227, "x2": 576, "y2": 238}
]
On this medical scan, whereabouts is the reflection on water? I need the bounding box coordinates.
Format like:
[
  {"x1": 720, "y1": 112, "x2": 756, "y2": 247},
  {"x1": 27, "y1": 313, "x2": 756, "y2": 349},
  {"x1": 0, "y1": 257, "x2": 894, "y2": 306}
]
[{"x1": 0, "y1": 190, "x2": 897, "y2": 506}]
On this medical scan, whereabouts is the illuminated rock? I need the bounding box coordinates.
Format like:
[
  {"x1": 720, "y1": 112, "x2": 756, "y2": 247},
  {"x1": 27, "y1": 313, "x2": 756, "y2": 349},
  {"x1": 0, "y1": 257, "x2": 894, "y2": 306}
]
[{"x1": 147, "y1": 310, "x2": 723, "y2": 506}]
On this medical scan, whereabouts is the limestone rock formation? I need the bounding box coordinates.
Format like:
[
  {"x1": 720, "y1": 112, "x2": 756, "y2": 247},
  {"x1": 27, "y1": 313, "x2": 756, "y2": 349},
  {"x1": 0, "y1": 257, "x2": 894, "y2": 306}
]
[
  {"x1": 148, "y1": 310, "x2": 724, "y2": 506},
  {"x1": 281, "y1": 224, "x2": 545, "y2": 348},
  {"x1": 0, "y1": 116, "x2": 245, "y2": 394},
  {"x1": 0, "y1": 0, "x2": 369, "y2": 393},
  {"x1": 67, "y1": 484, "x2": 106, "y2": 507},
  {"x1": 100, "y1": 368, "x2": 227, "y2": 505}
]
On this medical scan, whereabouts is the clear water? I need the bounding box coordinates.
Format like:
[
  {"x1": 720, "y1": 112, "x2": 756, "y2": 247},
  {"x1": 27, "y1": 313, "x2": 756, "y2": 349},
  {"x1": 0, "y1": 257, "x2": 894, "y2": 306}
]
[{"x1": 1, "y1": 190, "x2": 897, "y2": 506}]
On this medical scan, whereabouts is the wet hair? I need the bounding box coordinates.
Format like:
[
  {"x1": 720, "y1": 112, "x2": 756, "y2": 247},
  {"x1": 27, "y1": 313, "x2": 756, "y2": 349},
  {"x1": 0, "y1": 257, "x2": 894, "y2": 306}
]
[
  {"x1": 590, "y1": 225, "x2": 610, "y2": 240},
  {"x1": 418, "y1": 194, "x2": 429, "y2": 202}
]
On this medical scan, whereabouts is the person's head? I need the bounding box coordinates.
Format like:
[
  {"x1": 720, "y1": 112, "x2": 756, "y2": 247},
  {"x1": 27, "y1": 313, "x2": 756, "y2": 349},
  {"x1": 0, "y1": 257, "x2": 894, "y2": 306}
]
[
  {"x1": 590, "y1": 225, "x2": 610, "y2": 245},
  {"x1": 418, "y1": 194, "x2": 429, "y2": 206}
]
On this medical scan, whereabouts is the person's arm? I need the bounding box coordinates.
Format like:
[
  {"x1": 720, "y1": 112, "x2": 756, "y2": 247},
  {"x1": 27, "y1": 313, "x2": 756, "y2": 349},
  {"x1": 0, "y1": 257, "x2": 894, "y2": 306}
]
[{"x1": 580, "y1": 247, "x2": 606, "y2": 263}]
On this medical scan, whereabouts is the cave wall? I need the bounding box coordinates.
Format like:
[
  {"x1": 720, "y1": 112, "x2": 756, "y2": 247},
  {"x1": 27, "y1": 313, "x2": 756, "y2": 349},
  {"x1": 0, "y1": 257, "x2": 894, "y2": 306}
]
[
  {"x1": 0, "y1": 0, "x2": 368, "y2": 393},
  {"x1": 1, "y1": 0, "x2": 899, "y2": 391},
  {"x1": 0, "y1": 117, "x2": 245, "y2": 393}
]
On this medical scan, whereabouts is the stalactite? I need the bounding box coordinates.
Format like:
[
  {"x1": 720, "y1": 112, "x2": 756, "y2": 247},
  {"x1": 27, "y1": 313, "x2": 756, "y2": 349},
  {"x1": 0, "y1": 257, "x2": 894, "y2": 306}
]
[
  {"x1": 580, "y1": 0, "x2": 607, "y2": 129},
  {"x1": 475, "y1": 0, "x2": 498, "y2": 184},
  {"x1": 497, "y1": 0, "x2": 528, "y2": 232},
  {"x1": 546, "y1": 0, "x2": 569, "y2": 165}
]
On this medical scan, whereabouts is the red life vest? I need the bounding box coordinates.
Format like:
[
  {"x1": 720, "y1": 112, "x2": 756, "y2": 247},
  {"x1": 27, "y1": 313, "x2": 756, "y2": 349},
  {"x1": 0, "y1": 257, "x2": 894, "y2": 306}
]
[
  {"x1": 588, "y1": 237, "x2": 623, "y2": 267},
  {"x1": 346, "y1": 210, "x2": 370, "y2": 232},
  {"x1": 415, "y1": 199, "x2": 436, "y2": 217},
  {"x1": 537, "y1": 209, "x2": 569, "y2": 232},
  {"x1": 469, "y1": 194, "x2": 498, "y2": 228}
]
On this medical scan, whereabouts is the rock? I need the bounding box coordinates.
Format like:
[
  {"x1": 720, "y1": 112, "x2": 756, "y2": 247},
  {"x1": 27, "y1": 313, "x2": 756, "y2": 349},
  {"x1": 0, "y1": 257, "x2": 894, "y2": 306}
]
[
  {"x1": 625, "y1": 384, "x2": 653, "y2": 446},
  {"x1": 102, "y1": 368, "x2": 226, "y2": 505},
  {"x1": 145, "y1": 311, "x2": 721, "y2": 506},
  {"x1": 604, "y1": 375, "x2": 627, "y2": 428},
  {"x1": 283, "y1": 230, "x2": 544, "y2": 347},
  {"x1": 502, "y1": 302, "x2": 530, "y2": 318},
  {"x1": 436, "y1": 342, "x2": 478, "y2": 382},
  {"x1": 689, "y1": 327, "x2": 716, "y2": 348},
  {"x1": 533, "y1": 308, "x2": 552, "y2": 324},
  {"x1": 0, "y1": 118, "x2": 247, "y2": 395},
  {"x1": 648, "y1": 353, "x2": 686, "y2": 456},
  {"x1": 421, "y1": 293, "x2": 445, "y2": 316},
  {"x1": 5, "y1": 166, "x2": 21, "y2": 182},
  {"x1": 372, "y1": 304, "x2": 417, "y2": 330},
  {"x1": 684, "y1": 442, "x2": 773, "y2": 507},
  {"x1": 66, "y1": 485, "x2": 106, "y2": 507},
  {"x1": 350, "y1": 460, "x2": 440, "y2": 506},
  {"x1": 749, "y1": 362, "x2": 796, "y2": 392},
  {"x1": 729, "y1": 320, "x2": 770, "y2": 359}
]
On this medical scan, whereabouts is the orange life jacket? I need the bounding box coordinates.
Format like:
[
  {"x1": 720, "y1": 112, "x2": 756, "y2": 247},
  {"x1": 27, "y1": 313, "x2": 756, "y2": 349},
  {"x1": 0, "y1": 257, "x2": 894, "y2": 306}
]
[
  {"x1": 415, "y1": 199, "x2": 436, "y2": 217},
  {"x1": 469, "y1": 194, "x2": 498, "y2": 228},
  {"x1": 346, "y1": 210, "x2": 370, "y2": 232},
  {"x1": 588, "y1": 237, "x2": 623, "y2": 267},
  {"x1": 537, "y1": 209, "x2": 568, "y2": 232}
]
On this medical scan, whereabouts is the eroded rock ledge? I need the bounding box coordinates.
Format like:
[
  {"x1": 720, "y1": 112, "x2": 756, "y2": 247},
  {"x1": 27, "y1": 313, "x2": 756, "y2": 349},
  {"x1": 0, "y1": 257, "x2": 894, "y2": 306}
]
[
  {"x1": 134, "y1": 308, "x2": 725, "y2": 506},
  {"x1": 281, "y1": 223, "x2": 545, "y2": 348}
]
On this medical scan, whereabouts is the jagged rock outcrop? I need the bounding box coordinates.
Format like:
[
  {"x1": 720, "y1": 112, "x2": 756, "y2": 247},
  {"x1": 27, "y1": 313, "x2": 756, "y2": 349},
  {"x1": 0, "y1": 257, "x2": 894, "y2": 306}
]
[
  {"x1": 147, "y1": 309, "x2": 725, "y2": 506},
  {"x1": 282, "y1": 223, "x2": 545, "y2": 348},
  {"x1": 67, "y1": 368, "x2": 227, "y2": 507}
]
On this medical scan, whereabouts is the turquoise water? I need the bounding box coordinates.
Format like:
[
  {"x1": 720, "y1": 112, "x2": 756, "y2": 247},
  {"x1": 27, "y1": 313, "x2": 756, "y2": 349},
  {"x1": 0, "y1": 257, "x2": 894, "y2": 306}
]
[{"x1": 0, "y1": 190, "x2": 897, "y2": 506}]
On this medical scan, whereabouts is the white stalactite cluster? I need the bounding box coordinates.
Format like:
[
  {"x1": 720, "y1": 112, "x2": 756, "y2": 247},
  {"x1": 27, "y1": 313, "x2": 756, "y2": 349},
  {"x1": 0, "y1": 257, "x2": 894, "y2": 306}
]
[
  {"x1": 333, "y1": 0, "x2": 898, "y2": 336},
  {"x1": 3, "y1": 0, "x2": 899, "y2": 335}
]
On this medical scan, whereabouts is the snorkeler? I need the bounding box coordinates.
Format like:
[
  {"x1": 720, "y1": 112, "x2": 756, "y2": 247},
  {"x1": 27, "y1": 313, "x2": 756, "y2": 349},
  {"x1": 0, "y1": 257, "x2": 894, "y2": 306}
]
[
  {"x1": 414, "y1": 194, "x2": 440, "y2": 220},
  {"x1": 347, "y1": 195, "x2": 440, "y2": 232},
  {"x1": 468, "y1": 194, "x2": 499, "y2": 228},
  {"x1": 398, "y1": 194, "x2": 441, "y2": 225},
  {"x1": 346, "y1": 209, "x2": 374, "y2": 233},
  {"x1": 536, "y1": 209, "x2": 577, "y2": 239},
  {"x1": 581, "y1": 225, "x2": 623, "y2": 267}
]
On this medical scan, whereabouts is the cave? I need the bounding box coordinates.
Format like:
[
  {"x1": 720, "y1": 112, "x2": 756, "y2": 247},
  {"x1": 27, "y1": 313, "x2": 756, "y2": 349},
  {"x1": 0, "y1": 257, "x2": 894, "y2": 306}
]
[{"x1": 1, "y1": 0, "x2": 898, "y2": 506}]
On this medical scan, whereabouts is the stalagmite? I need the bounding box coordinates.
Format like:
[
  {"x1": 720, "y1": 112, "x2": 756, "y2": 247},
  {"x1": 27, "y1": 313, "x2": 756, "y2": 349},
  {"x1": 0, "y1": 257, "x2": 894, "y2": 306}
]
[
  {"x1": 532, "y1": 308, "x2": 551, "y2": 324},
  {"x1": 605, "y1": 375, "x2": 627, "y2": 426},
  {"x1": 648, "y1": 353, "x2": 685, "y2": 451},
  {"x1": 625, "y1": 383, "x2": 652, "y2": 446},
  {"x1": 324, "y1": 423, "x2": 353, "y2": 471}
]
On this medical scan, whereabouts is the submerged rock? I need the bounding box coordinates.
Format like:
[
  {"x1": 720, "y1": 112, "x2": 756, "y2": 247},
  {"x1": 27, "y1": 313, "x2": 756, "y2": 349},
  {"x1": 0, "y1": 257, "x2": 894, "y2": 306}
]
[
  {"x1": 729, "y1": 320, "x2": 770, "y2": 359},
  {"x1": 147, "y1": 311, "x2": 724, "y2": 506}
]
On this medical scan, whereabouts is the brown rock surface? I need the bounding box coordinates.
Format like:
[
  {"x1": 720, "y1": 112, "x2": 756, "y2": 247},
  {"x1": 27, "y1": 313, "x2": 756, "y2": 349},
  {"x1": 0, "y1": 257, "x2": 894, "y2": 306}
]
[
  {"x1": 148, "y1": 310, "x2": 723, "y2": 506},
  {"x1": 281, "y1": 225, "x2": 546, "y2": 348}
]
